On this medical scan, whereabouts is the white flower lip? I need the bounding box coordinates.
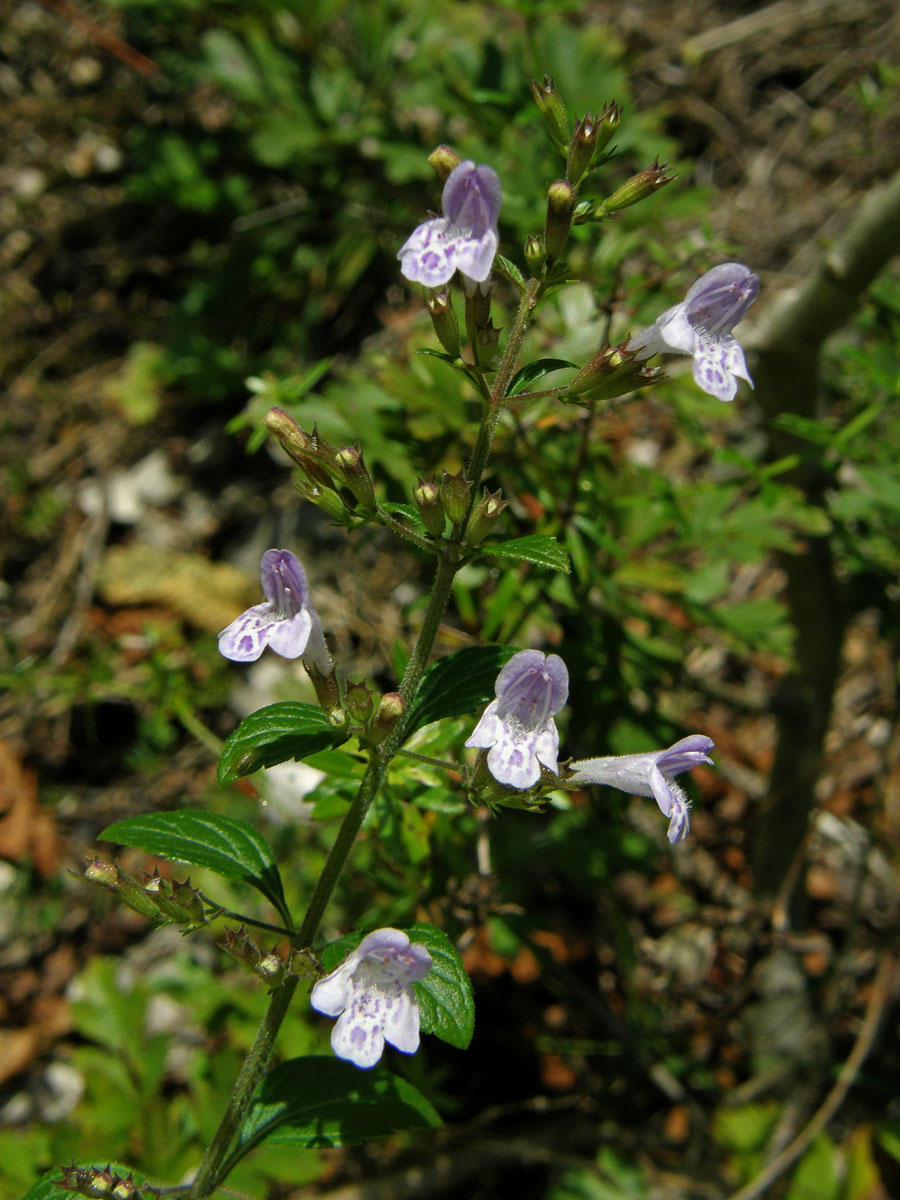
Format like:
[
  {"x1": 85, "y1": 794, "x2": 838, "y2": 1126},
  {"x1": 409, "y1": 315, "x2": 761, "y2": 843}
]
[
  {"x1": 466, "y1": 650, "x2": 569, "y2": 790},
  {"x1": 311, "y1": 929, "x2": 433, "y2": 1070},
  {"x1": 217, "y1": 548, "x2": 331, "y2": 670},
  {"x1": 628, "y1": 263, "x2": 758, "y2": 402},
  {"x1": 398, "y1": 160, "x2": 502, "y2": 289}
]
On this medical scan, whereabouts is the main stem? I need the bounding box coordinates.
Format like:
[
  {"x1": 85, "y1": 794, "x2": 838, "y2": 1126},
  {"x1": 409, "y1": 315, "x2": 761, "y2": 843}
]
[{"x1": 188, "y1": 278, "x2": 540, "y2": 1199}]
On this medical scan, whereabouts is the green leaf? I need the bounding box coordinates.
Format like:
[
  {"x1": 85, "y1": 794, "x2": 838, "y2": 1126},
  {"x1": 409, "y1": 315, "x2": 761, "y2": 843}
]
[
  {"x1": 380, "y1": 501, "x2": 426, "y2": 529},
  {"x1": 22, "y1": 1164, "x2": 151, "y2": 1200},
  {"x1": 405, "y1": 644, "x2": 516, "y2": 734},
  {"x1": 414, "y1": 347, "x2": 458, "y2": 365},
  {"x1": 495, "y1": 254, "x2": 526, "y2": 291},
  {"x1": 484, "y1": 534, "x2": 571, "y2": 574},
  {"x1": 506, "y1": 358, "x2": 576, "y2": 397},
  {"x1": 319, "y1": 924, "x2": 474, "y2": 1050},
  {"x1": 100, "y1": 810, "x2": 287, "y2": 920},
  {"x1": 407, "y1": 922, "x2": 475, "y2": 1049},
  {"x1": 229, "y1": 1057, "x2": 440, "y2": 1163},
  {"x1": 218, "y1": 702, "x2": 348, "y2": 783}
]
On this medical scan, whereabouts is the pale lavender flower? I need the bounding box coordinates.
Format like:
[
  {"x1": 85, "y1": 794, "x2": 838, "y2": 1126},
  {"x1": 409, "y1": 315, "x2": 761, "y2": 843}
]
[
  {"x1": 466, "y1": 650, "x2": 569, "y2": 789},
  {"x1": 218, "y1": 548, "x2": 330, "y2": 670},
  {"x1": 568, "y1": 735, "x2": 714, "y2": 844},
  {"x1": 398, "y1": 160, "x2": 502, "y2": 289},
  {"x1": 311, "y1": 929, "x2": 433, "y2": 1070},
  {"x1": 629, "y1": 263, "x2": 759, "y2": 402}
]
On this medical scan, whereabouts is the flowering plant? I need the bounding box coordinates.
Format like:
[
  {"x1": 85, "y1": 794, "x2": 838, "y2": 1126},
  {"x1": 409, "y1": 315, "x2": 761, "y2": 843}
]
[{"x1": 69, "y1": 73, "x2": 758, "y2": 1200}]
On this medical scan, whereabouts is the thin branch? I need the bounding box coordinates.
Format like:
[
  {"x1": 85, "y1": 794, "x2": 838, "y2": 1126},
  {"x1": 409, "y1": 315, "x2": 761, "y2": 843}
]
[{"x1": 724, "y1": 951, "x2": 898, "y2": 1200}]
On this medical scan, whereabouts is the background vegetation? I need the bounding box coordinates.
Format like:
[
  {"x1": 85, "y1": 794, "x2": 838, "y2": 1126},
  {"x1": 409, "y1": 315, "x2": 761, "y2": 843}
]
[{"x1": 2, "y1": 1, "x2": 899, "y2": 1197}]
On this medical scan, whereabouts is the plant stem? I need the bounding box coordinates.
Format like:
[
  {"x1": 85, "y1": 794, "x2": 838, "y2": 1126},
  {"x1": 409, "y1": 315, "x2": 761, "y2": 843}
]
[
  {"x1": 188, "y1": 973, "x2": 299, "y2": 1197},
  {"x1": 188, "y1": 276, "x2": 542, "y2": 1198}
]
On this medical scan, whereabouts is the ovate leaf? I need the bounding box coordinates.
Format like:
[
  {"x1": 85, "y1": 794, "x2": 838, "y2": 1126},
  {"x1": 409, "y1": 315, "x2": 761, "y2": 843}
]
[
  {"x1": 407, "y1": 922, "x2": 475, "y2": 1049},
  {"x1": 100, "y1": 810, "x2": 287, "y2": 921},
  {"x1": 218, "y1": 702, "x2": 347, "y2": 783},
  {"x1": 406, "y1": 644, "x2": 516, "y2": 734},
  {"x1": 230, "y1": 1057, "x2": 440, "y2": 1162}
]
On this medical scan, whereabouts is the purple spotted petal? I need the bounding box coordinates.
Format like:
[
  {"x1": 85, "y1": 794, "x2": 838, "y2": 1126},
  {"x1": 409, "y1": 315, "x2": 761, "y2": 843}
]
[
  {"x1": 398, "y1": 219, "x2": 459, "y2": 288},
  {"x1": 218, "y1": 603, "x2": 283, "y2": 662},
  {"x1": 487, "y1": 727, "x2": 543, "y2": 789}
]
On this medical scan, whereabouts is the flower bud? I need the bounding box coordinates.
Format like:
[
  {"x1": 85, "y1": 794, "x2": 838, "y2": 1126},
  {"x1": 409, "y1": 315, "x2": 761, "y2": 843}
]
[
  {"x1": 221, "y1": 925, "x2": 285, "y2": 986},
  {"x1": 463, "y1": 279, "x2": 492, "y2": 355},
  {"x1": 370, "y1": 692, "x2": 405, "y2": 744},
  {"x1": 466, "y1": 487, "x2": 508, "y2": 545},
  {"x1": 524, "y1": 234, "x2": 546, "y2": 275},
  {"x1": 143, "y1": 869, "x2": 207, "y2": 926},
  {"x1": 303, "y1": 655, "x2": 342, "y2": 711},
  {"x1": 568, "y1": 340, "x2": 661, "y2": 400},
  {"x1": 220, "y1": 924, "x2": 262, "y2": 970},
  {"x1": 426, "y1": 290, "x2": 461, "y2": 358},
  {"x1": 544, "y1": 180, "x2": 576, "y2": 265},
  {"x1": 336, "y1": 444, "x2": 377, "y2": 511},
  {"x1": 344, "y1": 679, "x2": 375, "y2": 724},
  {"x1": 594, "y1": 101, "x2": 623, "y2": 156},
  {"x1": 440, "y1": 469, "x2": 472, "y2": 525},
  {"x1": 111, "y1": 1173, "x2": 140, "y2": 1200},
  {"x1": 566, "y1": 113, "x2": 600, "y2": 185},
  {"x1": 57, "y1": 1164, "x2": 143, "y2": 1200},
  {"x1": 427, "y1": 144, "x2": 462, "y2": 184},
  {"x1": 529, "y1": 75, "x2": 569, "y2": 152},
  {"x1": 80, "y1": 855, "x2": 160, "y2": 919},
  {"x1": 263, "y1": 407, "x2": 311, "y2": 467},
  {"x1": 295, "y1": 479, "x2": 352, "y2": 522},
  {"x1": 414, "y1": 477, "x2": 446, "y2": 537},
  {"x1": 599, "y1": 158, "x2": 675, "y2": 214},
  {"x1": 257, "y1": 950, "x2": 286, "y2": 987},
  {"x1": 473, "y1": 321, "x2": 501, "y2": 369}
]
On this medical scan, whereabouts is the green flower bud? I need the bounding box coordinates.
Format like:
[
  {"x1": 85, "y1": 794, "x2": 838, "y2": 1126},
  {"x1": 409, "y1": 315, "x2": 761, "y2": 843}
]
[
  {"x1": 80, "y1": 855, "x2": 160, "y2": 919},
  {"x1": 440, "y1": 469, "x2": 472, "y2": 525},
  {"x1": 295, "y1": 479, "x2": 351, "y2": 522},
  {"x1": 426, "y1": 289, "x2": 461, "y2": 358},
  {"x1": 143, "y1": 869, "x2": 207, "y2": 926},
  {"x1": 263, "y1": 407, "x2": 311, "y2": 467},
  {"x1": 336, "y1": 444, "x2": 377, "y2": 511},
  {"x1": 370, "y1": 692, "x2": 405, "y2": 744},
  {"x1": 598, "y1": 159, "x2": 676, "y2": 215},
  {"x1": 344, "y1": 679, "x2": 375, "y2": 724},
  {"x1": 568, "y1": 340, "x2": 661, "y2": 400},
  {"x1": 524, "y1": 234, "x2": 547, "y2": 274},
  {"x1": 466, "y1": 487, "x2": 508, "y2": 545},
  {"x1": 544, "y1": 179, "x2": 576, "y2": 264},
  {"x1": 529, "y1": 75, "x2": 569, "y2": 153},
  {"x1": 414, "y1": 477, "x2": 446, "y2": 537}
]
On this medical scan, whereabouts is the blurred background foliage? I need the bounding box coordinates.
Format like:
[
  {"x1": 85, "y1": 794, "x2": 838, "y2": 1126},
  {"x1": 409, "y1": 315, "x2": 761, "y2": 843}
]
[{"x1": 2, "y1": 0, "x2": 900, "y2": 1197}]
